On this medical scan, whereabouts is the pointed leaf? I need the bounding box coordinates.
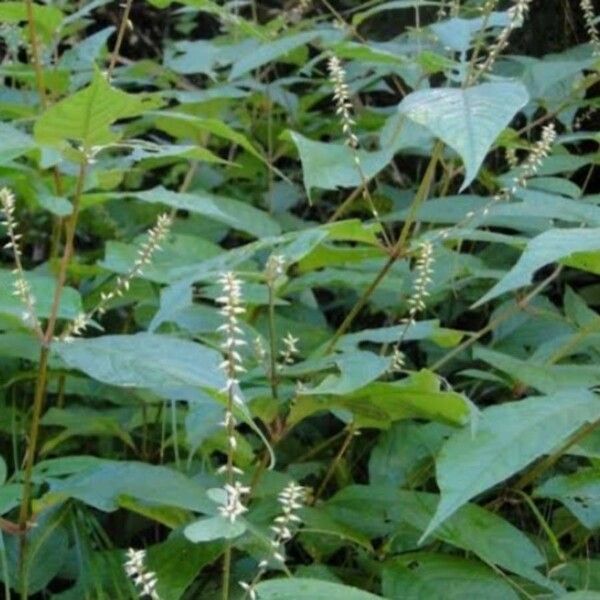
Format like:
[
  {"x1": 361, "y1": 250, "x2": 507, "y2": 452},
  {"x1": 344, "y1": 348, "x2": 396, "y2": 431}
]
[
  {"x1": 399, "y1": 83, "x2": 528, "y2": 189},
  {"x1": 423, "y1": 390, "x2": 600, "y2": 540}
]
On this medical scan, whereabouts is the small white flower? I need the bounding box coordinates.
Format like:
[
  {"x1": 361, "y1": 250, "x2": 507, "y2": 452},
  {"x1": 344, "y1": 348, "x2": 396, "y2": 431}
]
[
  {"x1": 279, "y1": 332, "x2": 300, "y2": 365},
  {"x1": 124, "y1": 548, "x2": 160, "y2": 600}
]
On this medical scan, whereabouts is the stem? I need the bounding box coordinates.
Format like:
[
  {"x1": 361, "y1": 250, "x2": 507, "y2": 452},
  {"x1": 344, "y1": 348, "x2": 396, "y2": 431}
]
[
  {"x1": 325, "y1": 142, "x2": 443, "y2": 353},
  {"x1": 107, "y1": 0, "x2": 134, "y2": 79},
  {"x1": 267, "y1": 284, "x2": 279, "y2": 401},
  {"x1": 18, "y1": 345, "x2": 49, "y2": 597},
  {"x1": 44, "y1": 161, "x2": 87, "y2": 344},
  {"x1": 222, "y1": 545, "x2": 231, "y2": 600},
  {"x1": 431, "y1": 266, "x2": 563, "y2": 372},
  {"x1": 514, "y1": 490, "x2": 565, "y2": 561},
  {"x1": 513, "y1": 417, "x2": 600, "y2": 492},
  {"x1": 24, "y1": 0, "x2": 47, "y2": 108},
  {"x1": 313, "y1": 426, "x2": 355, "y2": 502}
]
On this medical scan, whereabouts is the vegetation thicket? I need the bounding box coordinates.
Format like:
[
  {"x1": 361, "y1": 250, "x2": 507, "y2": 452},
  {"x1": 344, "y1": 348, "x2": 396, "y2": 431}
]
[{"x1": 0, "y1": 0, "x2": 599, "y2": 598}]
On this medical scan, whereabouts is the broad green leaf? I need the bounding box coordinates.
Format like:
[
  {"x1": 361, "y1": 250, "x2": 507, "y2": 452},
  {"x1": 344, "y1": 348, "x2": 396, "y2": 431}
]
[
  {"x1": 327, "y1": 486, "x2": 550, "y2": 588},
  {"x1": 306, "y1": 351, "x2": 391, "y2": 395},
  {"x1": 475, "y1": 228, "x2": 600, "y2": 306},
  {"x1": 291, "y1": 370, "x2": 473, "y2": 428},
  {"x1": 382, "y1": 553, "x2": 519, "y2": 600},
  {"x1": 430, "y1": 12, "x2": 512, "y2": 53},
  {"x1": 229, "y1": 31, "x2": 318, "y2": 79},
  {"x1": 535, "y1": 468, "x2": 600, "y2": 529},
  {"x1": 0, "y1": 270, "x2": 82, "y2": 322},
  {"x1": 100, "y1": 233, "x2": 222, "y2": 284},
  {"x1": 132, "y1": 186, "x2": 280, "y2": 238},
  {"x1": 0, "y1": 122, "x2": 35, "y2": 163},
  {"x1": 54, "y1": 333, "x2": 225, "y2": 392},
  {"x1": 2, "y1": 508, "x2": 68, "y2": 595},
  {"x1": 255, "y1": 578, "x2": 383, "y2": 599},
  {"x1": 0, "y1": 2, "x2": 63, "y2": 41},
  {"x1": 153, "y1": 112, "x2": 262, "y2": 159},
  {"x1": 473, "y1": 346, "x2": 600, "y2": 393},
  {"x1": 47, "y1": 460, "x2": 214, "y2": 513},
  {"x1": 147, "y1": 534, "x2": 222, "y2": 600},
  {"x1": 39, "y1": 407, "x2": 134, "y2": 455},
  {"x1": 184, "y1": 515, "x2": 246, "y2": 542},
  {"x1": 423, "y1": 390, "x2": 600, "y2": 540},
  {"x1": 34, "y1": 70, "x2": 158, "y2": 149},
  {"x1": 398, "y1": 83, "x2": 529, "y2": 189},
  {"x1": 290, "y1": 132, "x2": 393, "y2": 200},
  {"x1": 369, "y1": 422, "x2": 452, "y2": 487}
]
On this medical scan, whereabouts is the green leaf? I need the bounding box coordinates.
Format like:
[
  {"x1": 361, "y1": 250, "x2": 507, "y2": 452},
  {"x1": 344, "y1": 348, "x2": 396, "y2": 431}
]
[
  {"x1": 255, "y1": 578, "x2": 383, "y2": 599},
  {"x1": 229, "y1": 31, "x2": 318, "y2": 79},
  {"x1": 423, "y1": 390, "x2": 600, "y2": 540},
  {"x1": 382, "y1": 553, "x2": 519, "y2": 600},
  {"x1": 2, "y1": 508, "x2": 68, "y2": 595},
  {"x1": 147, "y1": 534, "x2": 222, "y2": 600},
  {"x1": 398, "y1": 83, "x2": 529, "y2": 189},
  {"x1": 473, "y1": 346, "x2": 600, "y2": 394},
  {"x1": 0, "y1": 2, "x2": 63, "y2": 41},
  {"x1": 475, "y1": 228, "x2": 600, "y2": 306},
  {"x1": 132, "y1": 186, "x2": 281, "y2": 238},
  {"x1": 430, "y1": 12, "x2": 512, "y2": 53},
  {"x1": 291, "y1": 370, "x2": 473, "y2": 428},
  {"x1": 535, "y1": 468, "x2": 600, "y2": 529},
  {"x1": 54, "y1": 333, "x2": 225, "y2": 392},
  {"x1": 34, "y1": 70, "x2": 158, "y2": 149},
  {"x1": 0, "y1": 122, "x2": 35, "y2": 164},
  {"x1": 184, "y1": 515, "x2": 246, "y2": 542},
  {"x1": 0, "y1": 270, "x2": 82, "y2": 322},
  {"x1": 290, "y1": 132, "x2": 393, "y2": 200},
  {"x1": 47, "y1": 460, "x2": 214, "y2": 513}
]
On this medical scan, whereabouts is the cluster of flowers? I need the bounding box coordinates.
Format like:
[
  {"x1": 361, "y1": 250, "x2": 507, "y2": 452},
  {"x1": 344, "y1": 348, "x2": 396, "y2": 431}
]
[
  {"x1": 124, "y1": 548, "x2": 160, "y2": 600},
  {"x1": 239, "y1": 482, "x2": 307, "y2": 600},
  {"x1": 0, "y1": 187, "x2": 43, "y2": 339}
]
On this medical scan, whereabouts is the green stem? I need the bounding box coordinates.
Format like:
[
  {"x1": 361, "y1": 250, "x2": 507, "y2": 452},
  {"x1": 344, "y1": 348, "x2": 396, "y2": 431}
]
[
  {"x1": 267, "y1": 283, "x2": 279, "y2": 401},
  {"x1": 18, "y1": 345, "x2": 49, "y2": 598},
  {"x1": 44, "y1": 161, "x2": 87, "y2": 344},
  {"x1": 107, "y1": 0, "x2": 134, "y2": 79},
  {"x1": 325, "y1": 142, "x2": 443, "y2": 353},
  {"x1": 313, "y1": 426, "x2": 356, "y2": 502},
  {"x1": 513, "y1": 417, "x2": 600, "y2": 492}
]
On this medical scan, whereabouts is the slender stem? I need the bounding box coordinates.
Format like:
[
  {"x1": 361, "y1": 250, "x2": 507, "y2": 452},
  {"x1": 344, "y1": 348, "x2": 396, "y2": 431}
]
[
  {"x1": 44, "y1": 161, "x2": 87, "y2": 344},
  {"x1": 18, "y1": 345, "x2": 49, "y2": 598},
  {"x1": 325, "y1": 142, "x2": 443, "y2": 353},
  {"x1": 514, "y1": 490, "x2": 565, "y2": 561},
  {"x1": 313, "y1": 426, "x2": 355, "y2": 502},
  {"x1": 513, "y1": 417, "x2": 600, "y2": 492},
  {"x1": 24, "y1": 0, "x2": 47, "y2": 108},
  {"x1": 431, "y1": 266, "x2": 563, "y2": 372},
  {"x1": 267, "y1": 284, "x2": 279, "y2": 401},
  {"x1": 325, "y1": 255, "x2": 396, "y2": 354},
  {"x1": 107, "y1": 0, "x2": 134, "y2": 79},
  {"x1": 222, "y1": 544, "x2": 232, "y2": 600}
]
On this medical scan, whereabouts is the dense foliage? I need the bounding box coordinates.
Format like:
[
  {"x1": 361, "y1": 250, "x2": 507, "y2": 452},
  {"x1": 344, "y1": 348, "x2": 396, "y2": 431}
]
[{"x1": 1, "y1": 0, "x2": 600, "y2": 598}]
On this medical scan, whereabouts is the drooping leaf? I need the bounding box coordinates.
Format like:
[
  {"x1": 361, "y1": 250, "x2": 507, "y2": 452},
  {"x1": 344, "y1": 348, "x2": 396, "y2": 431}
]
[
  {"x1": 423, "y1": 390, "x2": 600, "y2": 540},
  {"x1": 475, "y1": 228, "x2": 600, "y2": 306},
  {"x1": 132, "y1": 186, "x2": 280, "y2": 238}
]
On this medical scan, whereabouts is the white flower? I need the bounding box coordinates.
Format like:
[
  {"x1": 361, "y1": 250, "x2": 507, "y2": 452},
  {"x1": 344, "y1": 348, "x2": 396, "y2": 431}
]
[{"x1": 124, "y1": 548, "x2": 160, "y2": 600}]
